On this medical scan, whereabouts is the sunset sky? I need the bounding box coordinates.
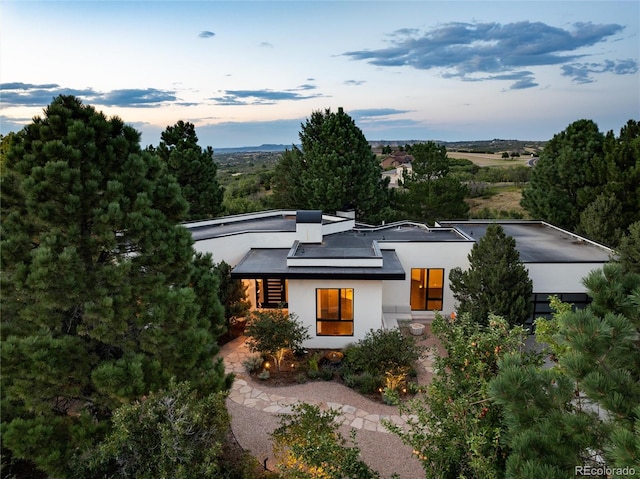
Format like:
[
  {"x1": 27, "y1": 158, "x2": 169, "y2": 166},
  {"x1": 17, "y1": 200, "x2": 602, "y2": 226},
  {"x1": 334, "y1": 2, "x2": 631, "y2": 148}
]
[{"x1": 1, "y1": 1, "x2": 638, "y2": 149}]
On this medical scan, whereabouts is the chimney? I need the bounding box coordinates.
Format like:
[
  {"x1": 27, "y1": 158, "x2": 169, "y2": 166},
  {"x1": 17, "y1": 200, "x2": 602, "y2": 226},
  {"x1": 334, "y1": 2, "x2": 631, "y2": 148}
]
[
  {"x1": 336, "y1": 210, "x2": 356, "y2": 220},
  {"x1": 296, "y1": 210, "x2": 323, "y2": 243}
]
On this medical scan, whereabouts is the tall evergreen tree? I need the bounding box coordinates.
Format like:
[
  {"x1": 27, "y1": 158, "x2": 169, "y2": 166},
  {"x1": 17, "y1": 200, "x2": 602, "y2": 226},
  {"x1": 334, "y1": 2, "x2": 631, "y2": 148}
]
[
  {"x1": 491, "y1": 263, "x2": 640, "y2": 476},
  {"x1": 521, "y1": 119, "x2": 607, "y2": 231},
  {"x1": 153, "y1": 120, "x2": 224, "y2": 221},
  {"x1": 617, "y1": 221, "x2": 640, "y2": 274},
  {"x1": 0, "y1": 96, "x2": 230, "y2": 477},
  {"x1": 270, "y1": 108, "x2": 390, "y2": 223},
  {"x1": 396, "y1": 141, "x2": 469, "y2": 224},
  {"x1": 449, "y1": 223, "x2": 533, "y2": 327}
]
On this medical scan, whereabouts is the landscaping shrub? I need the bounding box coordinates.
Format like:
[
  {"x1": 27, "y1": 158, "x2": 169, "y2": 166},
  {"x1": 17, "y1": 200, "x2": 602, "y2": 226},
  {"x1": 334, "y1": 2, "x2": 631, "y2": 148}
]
[
  {"x1": 355, "y1": 371, "x2": 383, "y2": 395},
  {"x1": 319, "y1": 365, "x2": 335, "y2": 381},
  {"x1": 242, "y1": 354, "x2": 264, "y2": 374},
  {"x1": 341, "y1": 328, "x2": 424, "y2": 380},
  {"x1": 244, "y1": 309, "x2": 310, "y2": 371}
]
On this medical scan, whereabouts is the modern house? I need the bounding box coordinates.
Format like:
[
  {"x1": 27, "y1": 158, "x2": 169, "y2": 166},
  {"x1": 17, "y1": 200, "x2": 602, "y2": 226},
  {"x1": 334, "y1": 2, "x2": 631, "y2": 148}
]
[{"x1": 186, "y1": 210, "x2": 613, "y2": 349}]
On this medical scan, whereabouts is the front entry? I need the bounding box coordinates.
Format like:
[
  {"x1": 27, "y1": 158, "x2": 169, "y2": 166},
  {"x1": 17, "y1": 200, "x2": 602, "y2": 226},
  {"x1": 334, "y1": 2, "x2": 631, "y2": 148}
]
[{"x1": 256, "y1": 278, "x2": 288, "y2": 308}]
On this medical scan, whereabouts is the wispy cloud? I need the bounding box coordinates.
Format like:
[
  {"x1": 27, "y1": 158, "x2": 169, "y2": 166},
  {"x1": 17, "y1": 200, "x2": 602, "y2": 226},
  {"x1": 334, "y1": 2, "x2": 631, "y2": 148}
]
[
  {"x1": 100, "y1": 88, "x2": 177, "y2": 107},
  {"x1": 210, "y1": 84, "x2": 323, "y2": 105},
  {"x1": 259, "y1": 41, "x2": 274, "y2": 48},
  {"x1": 199, "y1": 31, "x2": 215, "y2": 38},
  {"x1": 350, "y1": 108, "x2": 412, "y2": 119},
  {"x1": 344, "y1": 80, "x2": 366, "y2": 86},
  {"x1": 1, "y1": 83, "x2": 100, "y2": 106},
  {"x1": 343, "y1": 21, "x2": 637, "y2": 89},
  {"x1": 562, "y1": 58, "x2": 639, "y2": 83},
  {"x1": 1, "y1": 83, "x2": 181, "y2": 108}
]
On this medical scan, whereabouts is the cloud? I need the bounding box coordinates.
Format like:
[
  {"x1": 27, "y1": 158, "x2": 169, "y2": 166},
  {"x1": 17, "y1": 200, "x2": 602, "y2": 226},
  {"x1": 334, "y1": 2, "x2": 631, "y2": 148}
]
[
  {"x1": 211, "y1": 85, "x2": 323, "y2": 105},
  {"x1": 344, "y1": 80, "x2": 366, "y2": 86},
  {"x1": 259, "y1": 41, "x2": 274, "y2": 48},
  {"x1": 562, "y1": 58, "x2": 639, "y2": 83},
  {"x1": 0, "y1": 83, "x2": 101, "y2": 106},
  {"x1": 343, "y1": 21, "x2": 632, "y2": 89},
  {"x1": 100, "y1": 88, "x2": 177, "y2": 107},
  {"x1": 199, "y1": 31, "x2": 215, "y2": 38},
  {"x1": 350, "y1": 108, "x2": 412, "y2": 119},
  {"x1": 1, "y1": 83, "x2": 180, "y2": 108}
]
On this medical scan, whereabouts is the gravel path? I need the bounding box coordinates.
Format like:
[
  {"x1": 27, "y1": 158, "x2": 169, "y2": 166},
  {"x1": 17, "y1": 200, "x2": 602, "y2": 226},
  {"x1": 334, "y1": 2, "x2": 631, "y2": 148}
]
[{"x1": 219, "y1": 328, "x2": 438, "y2": 478}]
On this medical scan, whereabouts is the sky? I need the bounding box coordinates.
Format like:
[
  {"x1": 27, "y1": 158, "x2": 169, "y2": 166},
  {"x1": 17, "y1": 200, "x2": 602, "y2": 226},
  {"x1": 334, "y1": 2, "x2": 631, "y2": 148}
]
[{"x1": 1, "y1": 1, "x2": 638, "y2": 149}]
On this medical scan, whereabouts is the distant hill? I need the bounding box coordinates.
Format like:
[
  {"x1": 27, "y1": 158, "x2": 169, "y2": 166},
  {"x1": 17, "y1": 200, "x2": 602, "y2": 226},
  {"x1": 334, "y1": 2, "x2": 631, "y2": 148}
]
[
  {"x1": 216, "y1": 139, "x2": 546, "y2": 154},
  {"x1": 215, "y1": 144, "x2": 295, "y2": 153},
  {"x1": 370, "y1": 139, "x2": 546, "y2": 154}
]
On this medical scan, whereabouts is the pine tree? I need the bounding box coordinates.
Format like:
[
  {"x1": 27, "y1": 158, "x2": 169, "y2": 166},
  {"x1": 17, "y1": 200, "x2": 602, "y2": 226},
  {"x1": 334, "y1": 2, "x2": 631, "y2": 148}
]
[
  {"x1": 521, "y1": 119, "x2": 607, "y2": 231},
  {"x1": 270, "y1": 107, "x2": 390, "y2": 223},
  {"x1": 153, "y1": 120, "x2": 224, "y2": 221},
  {"x1": 449, "y1": 223, "x2": 533, "y2": 327},
  {"x1": 617, "y1": 221, "x2": 640, "y2": 274},
  {"x1": 0, "y1": 96, "x2": 230, "y2": 477},
  {"x1": 396, "y1": 141, "x2": 469, "y2": 224},
  {"x1": 385, "y1": 313, "x2": 533, "y2": 479},
  {"x1": 213, "y1": 260, "x2": 251, "y2": 339},
  {"x1": 490, "y1": 263, "x2": 640, "y2": 475}
]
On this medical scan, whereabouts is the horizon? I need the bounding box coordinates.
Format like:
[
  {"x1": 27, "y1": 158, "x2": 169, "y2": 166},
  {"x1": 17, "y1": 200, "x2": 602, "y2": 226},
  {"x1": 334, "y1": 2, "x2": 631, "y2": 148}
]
[{"x1": 1, "y1": 1, "x2": 638, "y2": 149}]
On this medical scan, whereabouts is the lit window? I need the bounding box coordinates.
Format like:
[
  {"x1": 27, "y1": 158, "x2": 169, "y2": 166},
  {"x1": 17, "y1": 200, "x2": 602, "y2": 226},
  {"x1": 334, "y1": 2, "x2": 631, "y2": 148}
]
[
  {"x1": 410, "y1": 268, "x2": 444, "y2": 311},
  {"x1": 316, "y1": 288, "x2": 354, "y2": 336}
]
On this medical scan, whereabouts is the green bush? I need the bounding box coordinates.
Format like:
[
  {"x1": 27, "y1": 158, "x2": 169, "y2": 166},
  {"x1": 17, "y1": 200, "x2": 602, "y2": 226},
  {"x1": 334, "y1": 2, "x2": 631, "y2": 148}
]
[
  {"x1": 242, "y1": 354, "x2": 264, "y2": 374},
  {"x1": 342, "y1": 328, "x2": 424, "y2": 379},
  {"x1": 356, "y1": 371, "x2": 382, "y2": 395},
  {"x1": 320, "y1": 365, "x2": 335, "y2": 381},
  {"x1": 382, "y1": 387, "x2": 400, "y2": 406},
  {"x1": 244, "y1": 309, "x2": 310, "y2": 371}
]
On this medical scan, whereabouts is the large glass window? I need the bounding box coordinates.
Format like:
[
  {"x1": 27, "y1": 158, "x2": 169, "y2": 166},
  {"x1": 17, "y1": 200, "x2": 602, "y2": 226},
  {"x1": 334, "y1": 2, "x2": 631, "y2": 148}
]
[
  {"x1": 316, "y1": 288, "x2": 354, "y2": 336},
  {"x1": 255, "y1": 278, "x2": 288, "y2": 308},
  {"x1": 410, "y1": 268, "x2": 444, "y2": 311},
  {"x1": 529, "y1": 292, "x2": 590, "y2": 330}
]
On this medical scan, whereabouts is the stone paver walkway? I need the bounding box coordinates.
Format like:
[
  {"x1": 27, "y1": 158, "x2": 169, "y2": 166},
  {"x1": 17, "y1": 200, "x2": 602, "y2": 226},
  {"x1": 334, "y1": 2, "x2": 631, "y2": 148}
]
[{"x1": 220, "y1": 337, "x2": 437, "y2": 433}]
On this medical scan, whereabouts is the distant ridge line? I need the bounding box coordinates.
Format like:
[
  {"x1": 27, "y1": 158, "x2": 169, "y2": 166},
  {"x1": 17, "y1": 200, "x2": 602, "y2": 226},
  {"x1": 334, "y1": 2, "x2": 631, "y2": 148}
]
[{"x1": 215, "y1": 139, "x2": 546, "y2": 154}]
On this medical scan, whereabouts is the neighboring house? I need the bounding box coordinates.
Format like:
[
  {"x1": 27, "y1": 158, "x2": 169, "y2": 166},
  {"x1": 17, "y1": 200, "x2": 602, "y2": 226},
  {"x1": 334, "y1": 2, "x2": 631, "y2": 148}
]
[
  {"x1": 381, "y1": 163, "x2": 412, "y2": 188},
  {"x1": 380, "y1": 152, "x2": 414, "y2": 169},
  {"x1": 186, "y1": 210, "x2": 612, "y2": 349}
]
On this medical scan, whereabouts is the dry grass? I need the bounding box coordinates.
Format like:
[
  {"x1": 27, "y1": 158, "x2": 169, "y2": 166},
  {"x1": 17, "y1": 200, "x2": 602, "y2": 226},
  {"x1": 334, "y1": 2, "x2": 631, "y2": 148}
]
[
  {"x1": 466, "y1": 187, "x2": 529, "y2": 218},
  {"x1": 447, "y1": 151, "x2": 530, "y2": 168}
]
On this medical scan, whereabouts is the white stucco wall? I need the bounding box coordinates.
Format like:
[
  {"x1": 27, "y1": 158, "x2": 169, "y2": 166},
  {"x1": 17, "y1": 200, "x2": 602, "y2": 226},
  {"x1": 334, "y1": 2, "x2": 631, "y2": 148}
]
[
  {"x1": 380, "y1": 241, "x2": 473, "y2": 315},
  {"x1": 192, "y1": 232, "x2": 297, "y2": 266},
  {"x1": 526, "y1": 263, "x2": 604, "y2": 293},
  {"x1": 287, "y1": 279, "x2": 382, "y2": 349}
]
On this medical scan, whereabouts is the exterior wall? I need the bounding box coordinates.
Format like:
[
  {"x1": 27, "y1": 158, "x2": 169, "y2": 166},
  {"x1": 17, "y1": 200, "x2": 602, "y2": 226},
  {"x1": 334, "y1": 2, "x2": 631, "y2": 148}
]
[
  {"x1": 380, "y1": 241, "x2": 473, "y2": 315},
  {"x1": 526, "y1": 263, "x2": 604, "y2": 293},
  {"x1": 192, "y1": 232, "x2": 297, "y2": 266},
  {"x1": 287, "y1": 279, "x2": 382, "y2": 349}
]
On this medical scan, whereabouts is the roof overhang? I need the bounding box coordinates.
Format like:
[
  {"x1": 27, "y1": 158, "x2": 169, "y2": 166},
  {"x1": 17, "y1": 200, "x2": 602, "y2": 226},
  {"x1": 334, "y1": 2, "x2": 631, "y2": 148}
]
[{"x1": 230, "y1": 248, "x2": 406, "y2": 280}]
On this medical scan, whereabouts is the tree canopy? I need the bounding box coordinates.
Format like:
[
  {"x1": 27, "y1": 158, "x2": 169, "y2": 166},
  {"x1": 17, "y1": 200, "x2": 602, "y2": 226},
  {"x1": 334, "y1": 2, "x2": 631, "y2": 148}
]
[
  {"x1": 449, "y1": 223, "x2": 533, "y2": 327},
  {"x1": 490, "y1": 263, "x2": 640, "y2": 476},
  {"x1": 270, "y1": 108, "x2": 390, "y2": 223},
  {"x1": 394, "y1": 141, "x2": 469, "y2": 224},
  {"x1": 385, "y1": 313, "x2": 532, "y2": 479},
  {"x1": 0, "y1": 96, "x2": 230, "y2": 477},
  {"x1": 152, "y1": 120, "x2": 224, "y2": 221},
  {"x1": 522, "y1": 119, "x2": 639, "y2": 246}
]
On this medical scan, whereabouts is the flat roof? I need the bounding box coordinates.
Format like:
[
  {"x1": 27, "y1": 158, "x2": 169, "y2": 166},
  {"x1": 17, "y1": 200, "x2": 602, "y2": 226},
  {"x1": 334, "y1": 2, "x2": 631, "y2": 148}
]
[
  {"x1": 231, "y1": 249, "x2": 406, "y2": 280},
  {"x1": 439, "y1": 221, "x2": 613, "y2": 263},
  {"x1": 324, "y1": 223, "x2": 468, "y2": 246},
  {"x1": 187, "y1": 214, "x2": 296, "y2": 241}
]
